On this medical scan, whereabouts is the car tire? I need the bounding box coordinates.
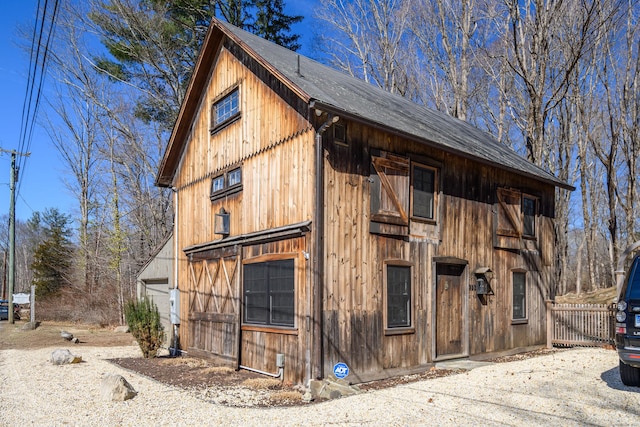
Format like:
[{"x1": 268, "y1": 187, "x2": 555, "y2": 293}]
[{"x1": 620, "y1": 360, "x2": 640, "y2": 386}]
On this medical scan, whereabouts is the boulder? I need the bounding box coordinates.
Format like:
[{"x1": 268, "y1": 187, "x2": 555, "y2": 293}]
[
  {"x1": 113, "y1": 325, "x2": 129, "y2": 333},
  {"x1": 21, "y1": 321, "x2": 39, "y2": 331},
  {"x1": 50, "y1": 349, "x2": 82, "y2": 365},
  {"x1": 309, "y1": 374, "x2": 361, "y2": 400},
  {"x1": 101, "y1": 374, "x2": 137, "y2": 401},
  {"x1": 60, "y1": 331, "x2": 73, "y2": 341}
]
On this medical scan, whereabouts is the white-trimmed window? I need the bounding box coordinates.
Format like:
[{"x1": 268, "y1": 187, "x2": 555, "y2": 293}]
[
  {"x1": 210, "y1": 167, "x2": 242, "y2": 200},
  {"x1": 211, "y1": 87, "x2": 240, "y2": 132}
]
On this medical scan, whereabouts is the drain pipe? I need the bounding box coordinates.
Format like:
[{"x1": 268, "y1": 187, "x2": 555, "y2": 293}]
[
  {"x1": 240, "y1": 353, "x2": 285, "y2": 379},
  {"x1": 240, "y1": 365, "x2": 283, "y2": 379},
  {"x1": 170, "y1": 186, "x2": 182, "y2": 356},
  {"x1": 312, "y1": 111, "x2": 339, "y2": 380}
]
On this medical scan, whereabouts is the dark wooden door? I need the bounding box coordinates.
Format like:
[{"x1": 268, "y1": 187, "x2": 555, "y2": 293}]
[{"x1": 435, "y1": 263, "x2": 466, "y2": 358}]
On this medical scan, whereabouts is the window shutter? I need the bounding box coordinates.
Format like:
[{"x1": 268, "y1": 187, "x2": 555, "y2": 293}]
[
  {"x1": 370, "y1": 152, "x2": 410, "y2": 235},
  {"x1": 494, "y1": 187, "x2": 522, "y2": 250}
]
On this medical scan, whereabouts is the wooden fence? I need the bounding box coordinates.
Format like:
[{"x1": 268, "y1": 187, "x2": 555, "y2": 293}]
[{"x1": 546, "y1": 302, "x2": 616, "y2": 348}]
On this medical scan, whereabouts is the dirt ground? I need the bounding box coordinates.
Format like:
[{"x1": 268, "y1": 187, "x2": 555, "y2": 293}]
[
  {"x1": 0, "y1": 320, "x2": 134, "y2": 349},
  {"x1": 0, "y1": 319, "x2": 559, "y2": 404}
]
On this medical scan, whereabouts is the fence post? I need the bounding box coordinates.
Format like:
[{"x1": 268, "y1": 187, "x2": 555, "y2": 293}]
[{"x1": 546, "y1": 300, "x2": 553, "y2": 349}]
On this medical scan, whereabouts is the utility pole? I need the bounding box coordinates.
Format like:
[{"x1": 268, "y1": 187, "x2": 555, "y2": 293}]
[{"x1": 1, "y1": 148, "x2": 30, "y2": 324}]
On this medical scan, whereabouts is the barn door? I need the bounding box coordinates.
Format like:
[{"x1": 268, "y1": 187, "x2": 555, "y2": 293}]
[
  {"x1": 435, "y1": 263, "x2": 467, "y2": 359},
  {"x1": 187, "y1": 253, "x2": 241, "y2": 366}
]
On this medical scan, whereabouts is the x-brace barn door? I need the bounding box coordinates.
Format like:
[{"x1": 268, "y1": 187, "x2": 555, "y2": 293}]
[{"x1": 187, "y1": 254, "x2": 240, "y2": 366}]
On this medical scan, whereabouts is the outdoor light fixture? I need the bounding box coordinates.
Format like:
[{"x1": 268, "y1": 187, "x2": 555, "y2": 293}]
[
  {"x1": 215, "y1": 208, "x2": 230, "y2": 236},
  {"x1": 474, "y1": 267, "x2": 494, "y2": 297}
]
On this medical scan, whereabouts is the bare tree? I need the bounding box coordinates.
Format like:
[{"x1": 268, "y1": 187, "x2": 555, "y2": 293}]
[
  {"x1": 45, "y1": 1, "x2": 105, "y2": 295},
  {"x1": 409, "y1": 0, "x2": 486, "y2": 120},
  {"x1": 316, "y1": 0, "x2": 414, "y2": 95}
]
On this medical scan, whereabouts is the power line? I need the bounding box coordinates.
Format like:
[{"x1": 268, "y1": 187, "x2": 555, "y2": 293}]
[{"x1": 16, "y1": 0, "x2": 60, "y2": 198}]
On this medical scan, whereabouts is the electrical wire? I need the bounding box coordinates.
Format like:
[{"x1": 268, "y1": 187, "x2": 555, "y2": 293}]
[{"x1": 16, "y1": 0, "x2": 60, "y2": 198}]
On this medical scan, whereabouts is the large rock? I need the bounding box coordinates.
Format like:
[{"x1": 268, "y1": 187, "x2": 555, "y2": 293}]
[
  {"x1": 309, "y1": 374, "x2": 361, "y2": 400},
  {"x1": 50, "y1": 349, "x2": 82, "y2": 365},
  {"x1": 60, "y1": 331, "x2": 73, "y2": 341},
  {"x1": 101, "y1": 374, "x2": 137, "y2": 402}
]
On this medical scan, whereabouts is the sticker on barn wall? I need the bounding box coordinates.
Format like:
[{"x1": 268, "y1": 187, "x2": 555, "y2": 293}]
[{"x1": 333, "y1": 362, "x2": 349, "y2": 379}]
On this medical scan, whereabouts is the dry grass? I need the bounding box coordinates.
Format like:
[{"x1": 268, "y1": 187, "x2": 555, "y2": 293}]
[
  {"x1": 241, "y1": 377, "x2": 282, "y2": 390},
  {"x1": 555, "y1": 287, "x2": 617, "y2": 304},
  {"x1": 159, "y1": 357, "x2": 210, "y2": 368},
  {"x1": 202, "y1": 366, "x2": 235, "y2": 375},
  {"x1": 268, "y1": 390, "x2": 303, "y2": 405}
]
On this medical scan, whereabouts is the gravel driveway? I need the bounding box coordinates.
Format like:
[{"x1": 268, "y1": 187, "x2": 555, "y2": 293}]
[{"x1": 1, "y1": 345, "x2": 639, "y2": 426}]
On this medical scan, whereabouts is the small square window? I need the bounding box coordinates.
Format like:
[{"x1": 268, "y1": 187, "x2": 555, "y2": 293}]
[
  {"x1": 211, "y1": 176, "x2": 225, "y2": 194},
  {"x1": 228, "y1": 168, "x2": 241, "y2": 187},
  {"x1": 333, "y1": 122, "x2": 346, "y2": 144}
]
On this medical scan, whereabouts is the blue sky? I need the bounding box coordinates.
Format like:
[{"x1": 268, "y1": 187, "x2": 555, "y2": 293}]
[
  {"x1": 0, "y1": 1, "x2": 317, "y2": 224},
  {"x1": 0, "y1": 1, "x2": 75, "y2": 222}
]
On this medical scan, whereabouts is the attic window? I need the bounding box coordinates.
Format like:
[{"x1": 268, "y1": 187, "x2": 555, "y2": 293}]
[{"x1": 211, "y1": 87, "x2": 240, "y2": 133}]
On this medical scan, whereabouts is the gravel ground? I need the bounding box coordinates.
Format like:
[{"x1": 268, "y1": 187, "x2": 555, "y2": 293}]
[{"x1": 1, "y1": 345, "x2": 639, "y2": 426}]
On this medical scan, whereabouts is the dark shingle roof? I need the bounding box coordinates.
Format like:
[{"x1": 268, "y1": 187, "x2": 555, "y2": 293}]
[{"x1": 216, "y1": 19, "x2": 572, "y2": 190}]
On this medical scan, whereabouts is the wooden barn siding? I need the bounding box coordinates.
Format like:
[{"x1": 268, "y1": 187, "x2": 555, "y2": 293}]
[
  {"x1": 322, "y1": 121, "x2": 555, "y2": 380},
  {"x1": 173, "y1": 46, "x2": 315, "y2": 358},
  {"x1": 240, "y1": 238, "x2": 310, "y2": 385}
]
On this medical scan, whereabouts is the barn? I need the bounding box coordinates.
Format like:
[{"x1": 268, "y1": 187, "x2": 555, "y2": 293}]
[{"x1": 155, "y1": 18, "x2": 573, "y2": 385}]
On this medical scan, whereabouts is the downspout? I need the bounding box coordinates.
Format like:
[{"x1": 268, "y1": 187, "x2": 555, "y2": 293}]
[
  {"x1": 313, "y1": 111, "x2": 339, "y2": 380},
  {"x1": 171, "y1": 186, "x2": 181, "y2": 356},
  {"x1": 173, "y1": 187, "x2": 179, "y2": 292}
]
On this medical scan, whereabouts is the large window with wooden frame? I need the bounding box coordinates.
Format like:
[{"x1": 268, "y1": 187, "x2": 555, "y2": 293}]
[
  {"x1": 210, "y1": 87, "x2": 240, "y2": 133},
  {"x1": 243, "y1": 259, "x2": 295, "y2": 327},
  {"x1": 512, "y1": 271, "x2": 527, "y2": 322},
  {"x1": 210, "y1": 167, "x2": 242, "y2": 201},
  {"x1": 385, "y1": 263, "x2": 412, "y2": 330}
]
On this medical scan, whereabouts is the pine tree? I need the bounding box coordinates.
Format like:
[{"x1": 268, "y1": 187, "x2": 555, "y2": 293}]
[
  {"x1": 30, "y1": 209, "x2": 73, "y2": 298},
  {"x1": 90, "y1": 0, "x2": 303, "y2": 129},
  {"x1": 252, "y1": 0, "x2": 302, "y2": 51}
]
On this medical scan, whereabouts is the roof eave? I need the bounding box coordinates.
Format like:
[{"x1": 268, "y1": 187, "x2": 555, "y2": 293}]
[{"x1": 310, "y1": 100, "x2": 575, "y2": 191}]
